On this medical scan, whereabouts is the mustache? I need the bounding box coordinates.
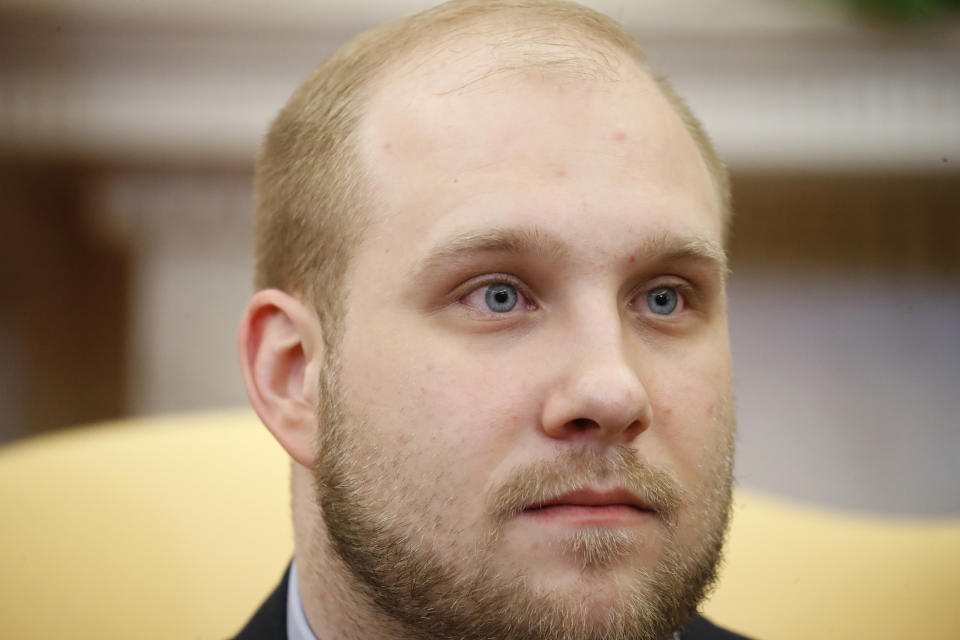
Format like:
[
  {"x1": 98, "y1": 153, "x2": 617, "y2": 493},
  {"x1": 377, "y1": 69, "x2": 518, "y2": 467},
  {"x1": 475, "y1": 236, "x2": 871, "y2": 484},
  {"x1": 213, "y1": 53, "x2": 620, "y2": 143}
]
[{"x1": 489, "y1": 446, "x2": 683, "y2": 525}]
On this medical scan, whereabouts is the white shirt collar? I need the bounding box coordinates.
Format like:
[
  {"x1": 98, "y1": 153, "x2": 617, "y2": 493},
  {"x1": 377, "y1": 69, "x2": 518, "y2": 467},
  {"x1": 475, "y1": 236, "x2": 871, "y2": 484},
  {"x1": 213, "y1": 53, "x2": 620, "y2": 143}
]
[{"x1": 286, "y1": 560, "x2": 319, "y2": 640}]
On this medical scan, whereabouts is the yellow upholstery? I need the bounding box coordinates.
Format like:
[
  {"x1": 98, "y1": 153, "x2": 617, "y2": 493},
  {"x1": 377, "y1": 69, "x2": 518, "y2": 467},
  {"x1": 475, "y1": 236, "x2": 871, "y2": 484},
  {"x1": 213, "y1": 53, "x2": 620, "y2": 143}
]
[
  {"x1": 701, "y1": 487, "x2": 960, "y2": 638},
  {"x1": 1, "y1": 410, "x2": 958, "y2": 639},
  {"x1": 0, "y1": 410, "x2": 293, "y2": 640}
]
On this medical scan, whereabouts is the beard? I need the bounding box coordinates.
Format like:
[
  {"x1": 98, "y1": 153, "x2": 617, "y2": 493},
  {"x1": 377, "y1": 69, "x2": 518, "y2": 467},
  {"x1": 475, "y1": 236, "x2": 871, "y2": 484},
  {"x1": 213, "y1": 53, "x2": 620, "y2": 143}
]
[{"x1": 311, "y1": 354, "x2": 734, "y2": 640}]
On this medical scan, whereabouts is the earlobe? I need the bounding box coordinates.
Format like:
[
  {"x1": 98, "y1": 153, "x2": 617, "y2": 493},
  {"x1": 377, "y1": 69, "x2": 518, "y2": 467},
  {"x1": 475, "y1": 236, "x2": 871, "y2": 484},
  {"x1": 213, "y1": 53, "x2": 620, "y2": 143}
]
[{"x1": 238, "y1": 289, "x2": 324, "y2": 468}]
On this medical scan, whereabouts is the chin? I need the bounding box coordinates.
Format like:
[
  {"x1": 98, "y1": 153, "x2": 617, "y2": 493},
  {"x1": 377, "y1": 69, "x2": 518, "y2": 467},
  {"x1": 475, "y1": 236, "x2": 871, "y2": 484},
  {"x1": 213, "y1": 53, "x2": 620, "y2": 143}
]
[
  {"x1": 508, "y1": 522, "x2": 659, "y2": 573},
  {"x1": 505, "y1": 539, "x2": 657, "y2": 602}
]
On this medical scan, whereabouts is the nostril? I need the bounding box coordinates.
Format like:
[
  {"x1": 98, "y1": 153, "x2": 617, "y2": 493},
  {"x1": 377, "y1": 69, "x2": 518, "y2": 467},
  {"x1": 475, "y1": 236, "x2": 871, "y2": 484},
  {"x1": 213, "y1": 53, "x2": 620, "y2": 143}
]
[
  {"x1": 570, "y1": 417, "x2": 598, "y2": 430},
  {"x1": 625, "y1": 419, "x2": 648, "y2": 437}
]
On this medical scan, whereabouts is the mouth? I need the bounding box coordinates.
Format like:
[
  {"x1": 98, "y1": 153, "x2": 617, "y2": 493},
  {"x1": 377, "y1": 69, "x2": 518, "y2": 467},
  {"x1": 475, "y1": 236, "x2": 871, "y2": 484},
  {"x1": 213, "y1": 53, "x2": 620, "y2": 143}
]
[{"x1": 521, "y1": 488, "x2": 655, "y2": 524}]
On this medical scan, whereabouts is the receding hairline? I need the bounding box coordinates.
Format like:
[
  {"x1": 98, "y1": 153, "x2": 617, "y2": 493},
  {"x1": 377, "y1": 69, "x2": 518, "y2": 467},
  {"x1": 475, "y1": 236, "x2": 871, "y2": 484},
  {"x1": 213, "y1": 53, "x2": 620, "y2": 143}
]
[
  {"x1": 370, "y1": 13, "x2": 641, "y2": 94},
  {"x1": 354, "y1": 11, "x2": 729, "y2": 229},
  {"x1": 252, "y1": 0, "x2": 731, "y2": 323}
]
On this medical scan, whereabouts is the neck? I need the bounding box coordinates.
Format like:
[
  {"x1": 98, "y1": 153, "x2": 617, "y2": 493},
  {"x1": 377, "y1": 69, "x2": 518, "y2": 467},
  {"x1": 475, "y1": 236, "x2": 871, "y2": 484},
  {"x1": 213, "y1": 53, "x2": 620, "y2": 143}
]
[{"x1": 291, "y1": 465, "x2": 410, "y2": 640}]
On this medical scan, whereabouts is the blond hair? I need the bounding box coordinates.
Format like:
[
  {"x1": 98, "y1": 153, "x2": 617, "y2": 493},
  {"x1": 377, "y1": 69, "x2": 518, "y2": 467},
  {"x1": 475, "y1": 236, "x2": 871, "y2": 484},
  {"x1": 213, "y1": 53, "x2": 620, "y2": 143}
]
[{"x1": 254, "y1": 0, "x2": 730, "y2": 341}]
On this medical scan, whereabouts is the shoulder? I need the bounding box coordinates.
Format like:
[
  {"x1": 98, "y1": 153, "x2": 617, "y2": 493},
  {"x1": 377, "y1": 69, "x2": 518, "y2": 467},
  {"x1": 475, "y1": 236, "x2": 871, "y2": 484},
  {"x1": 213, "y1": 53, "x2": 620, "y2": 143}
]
[{"x1": 681, "y1": 614, "x2": 754, "y2": 640}]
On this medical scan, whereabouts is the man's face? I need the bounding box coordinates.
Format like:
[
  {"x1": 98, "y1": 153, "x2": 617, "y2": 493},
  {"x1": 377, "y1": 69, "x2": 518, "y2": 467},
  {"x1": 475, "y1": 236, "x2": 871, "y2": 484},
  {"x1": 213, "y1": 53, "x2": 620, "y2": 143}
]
[{"x1": 313, "y1": 55, "x2": 734, "y2": 640}]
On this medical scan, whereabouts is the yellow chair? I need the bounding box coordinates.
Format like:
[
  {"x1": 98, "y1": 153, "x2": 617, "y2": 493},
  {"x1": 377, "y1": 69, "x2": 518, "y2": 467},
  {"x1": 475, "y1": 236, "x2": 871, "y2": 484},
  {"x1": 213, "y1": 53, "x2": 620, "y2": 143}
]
[{"x1": 1, "y1": 410, "x2": 958, "y2": 639}]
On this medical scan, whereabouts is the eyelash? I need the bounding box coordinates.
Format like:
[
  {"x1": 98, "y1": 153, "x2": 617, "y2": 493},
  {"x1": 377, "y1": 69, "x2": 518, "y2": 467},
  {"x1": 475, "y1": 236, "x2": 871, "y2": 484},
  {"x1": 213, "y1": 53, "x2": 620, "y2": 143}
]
[
  {"x1": 455, "y1": 274, "x2": 695, "y2": 318},
  {"x1": 630, "y1": 280, "x2": 694, "y2": 317},
  {"x1": 456, "y1": 274, "x2": 537, "y2": 316}
]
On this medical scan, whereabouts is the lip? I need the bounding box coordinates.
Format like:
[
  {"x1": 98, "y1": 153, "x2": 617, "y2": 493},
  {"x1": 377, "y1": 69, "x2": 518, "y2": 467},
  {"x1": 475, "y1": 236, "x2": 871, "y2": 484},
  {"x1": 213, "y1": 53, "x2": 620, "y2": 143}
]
[{"x1": 520, "y1": 488, "x2": 654, "y2": 525}]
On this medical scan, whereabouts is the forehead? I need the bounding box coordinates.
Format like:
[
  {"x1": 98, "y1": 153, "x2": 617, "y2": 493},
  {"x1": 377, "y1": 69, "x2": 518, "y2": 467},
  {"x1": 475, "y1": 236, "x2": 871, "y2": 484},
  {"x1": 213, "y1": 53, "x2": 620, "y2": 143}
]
[{"x1": 353, "y1": 38, "x2": 722, "y2": 262}]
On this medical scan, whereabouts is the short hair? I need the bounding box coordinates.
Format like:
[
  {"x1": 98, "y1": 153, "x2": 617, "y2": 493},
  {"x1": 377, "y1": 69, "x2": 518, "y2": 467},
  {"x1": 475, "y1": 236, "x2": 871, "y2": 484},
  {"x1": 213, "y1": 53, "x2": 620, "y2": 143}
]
[{"x1": 253, "y1": 0, "x2": 731, "y2": 342}]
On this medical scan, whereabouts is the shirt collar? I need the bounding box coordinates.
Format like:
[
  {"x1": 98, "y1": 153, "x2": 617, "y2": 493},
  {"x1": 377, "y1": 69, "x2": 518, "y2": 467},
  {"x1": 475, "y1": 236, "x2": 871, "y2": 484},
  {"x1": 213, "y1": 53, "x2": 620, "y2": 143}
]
[{"x1": 286, "y1": 560, "x2": 319, "y2": 640}]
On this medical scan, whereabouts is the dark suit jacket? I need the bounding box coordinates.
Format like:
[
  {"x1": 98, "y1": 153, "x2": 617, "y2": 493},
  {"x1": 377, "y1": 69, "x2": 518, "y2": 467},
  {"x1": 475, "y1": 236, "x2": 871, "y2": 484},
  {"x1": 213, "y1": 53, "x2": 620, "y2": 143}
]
[
  {"x1": 232, "y1": 567, "x2": 289, "y2": 640},
  {"x1": 232, "y1": 567, "x2": 752, "y2": 640}
]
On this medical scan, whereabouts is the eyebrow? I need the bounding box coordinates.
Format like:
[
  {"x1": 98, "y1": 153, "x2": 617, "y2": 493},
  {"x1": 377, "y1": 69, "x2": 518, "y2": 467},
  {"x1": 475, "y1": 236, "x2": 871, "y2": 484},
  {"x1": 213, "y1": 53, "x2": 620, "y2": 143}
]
[
  {"x1": 410, "y1": 226, "x2": 570, "y2": 280},
  {"x1": 410, "y1": 225, "x2": 728, "y2": 282},
  {"x1": 639, "y1": 231, "x2": 730, "y2": 274}
]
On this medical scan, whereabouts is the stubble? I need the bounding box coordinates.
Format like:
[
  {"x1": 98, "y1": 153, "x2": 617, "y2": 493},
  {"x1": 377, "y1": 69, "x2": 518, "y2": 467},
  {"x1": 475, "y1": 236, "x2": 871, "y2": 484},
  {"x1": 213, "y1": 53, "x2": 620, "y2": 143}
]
[{"x1": 310, "y1": 354, "x2": 734, "y2": 640}]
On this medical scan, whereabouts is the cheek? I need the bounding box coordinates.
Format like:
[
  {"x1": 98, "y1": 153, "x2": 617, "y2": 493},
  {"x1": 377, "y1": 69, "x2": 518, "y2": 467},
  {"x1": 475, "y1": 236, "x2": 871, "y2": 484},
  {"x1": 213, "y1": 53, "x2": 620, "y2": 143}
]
[
  {"x1": 338, "y1": 333, "x2": 535, "y2": 482},
  {"x1": 646, "y1": 348, "x2": 734, "y2": 476}
]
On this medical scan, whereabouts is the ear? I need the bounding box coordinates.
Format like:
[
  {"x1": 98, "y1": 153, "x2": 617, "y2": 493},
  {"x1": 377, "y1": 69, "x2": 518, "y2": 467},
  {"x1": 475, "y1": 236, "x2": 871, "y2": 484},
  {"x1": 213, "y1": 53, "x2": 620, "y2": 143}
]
[{"x1": 238, "y1": 289, "x2": 324, "y2": 468}]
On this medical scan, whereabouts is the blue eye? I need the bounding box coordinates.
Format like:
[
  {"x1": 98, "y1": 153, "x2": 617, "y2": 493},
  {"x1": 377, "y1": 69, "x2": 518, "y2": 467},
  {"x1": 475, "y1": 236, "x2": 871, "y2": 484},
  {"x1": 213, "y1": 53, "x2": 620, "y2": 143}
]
[
  {"x1": 485, "y1": 283, "x2": 518, "y2": 313},
  {"x1": 646, "y1": 287, "x2": 678, "y2": 315}
]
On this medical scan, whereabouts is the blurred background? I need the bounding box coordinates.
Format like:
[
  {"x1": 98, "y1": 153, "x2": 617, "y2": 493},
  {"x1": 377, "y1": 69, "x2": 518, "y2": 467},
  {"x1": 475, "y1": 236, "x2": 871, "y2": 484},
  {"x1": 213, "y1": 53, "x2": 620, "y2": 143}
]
[{"x1": 1, "y1": 0, "x2": 957, "y2": 517}]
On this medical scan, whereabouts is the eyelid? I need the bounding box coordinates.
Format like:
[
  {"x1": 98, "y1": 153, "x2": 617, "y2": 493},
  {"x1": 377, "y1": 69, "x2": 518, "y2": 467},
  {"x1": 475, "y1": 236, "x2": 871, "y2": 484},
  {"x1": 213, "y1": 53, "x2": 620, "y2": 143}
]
[
  {"x1": 454, "y1": 273, "x2": 537, "y2": 314},
  {"x1": 628, "y1": 278, "x2": 696, "y2": 315}
]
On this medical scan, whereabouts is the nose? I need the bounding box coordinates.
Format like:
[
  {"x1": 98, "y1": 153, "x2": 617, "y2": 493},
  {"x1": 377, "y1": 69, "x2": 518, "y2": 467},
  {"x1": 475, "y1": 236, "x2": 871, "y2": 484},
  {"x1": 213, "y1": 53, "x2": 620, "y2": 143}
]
[{"x1": 540, "y1": 327, "x2": 652, "y2": 445}]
